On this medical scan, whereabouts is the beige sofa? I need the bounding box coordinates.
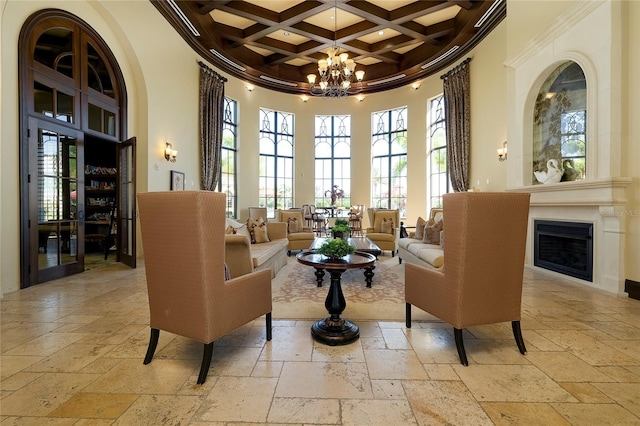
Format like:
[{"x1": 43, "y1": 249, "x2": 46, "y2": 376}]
[
  {"x1": 224, "y1": 218, "x2": 288, "y2": 278},
  {"x1": 397, "y1": 208, "x2": 444, "y2": 269}
]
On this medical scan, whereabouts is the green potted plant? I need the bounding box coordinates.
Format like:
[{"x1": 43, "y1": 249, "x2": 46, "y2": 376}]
[
  {"x1": 332, "y1": 218, "x2": 351, "y2": 238},
  {"x1": 317, "y1": 237, "x2": 355, "y2": 260}
]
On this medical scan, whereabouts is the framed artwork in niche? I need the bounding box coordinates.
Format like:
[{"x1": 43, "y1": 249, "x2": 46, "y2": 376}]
[{"x1": 170, "y1": 170, "x2": 185, "y2": 191}]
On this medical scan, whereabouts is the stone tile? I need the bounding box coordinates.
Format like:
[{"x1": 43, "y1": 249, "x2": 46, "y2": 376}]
[
  {"x1": 404, "y1": 380, "x2": 493, "y2": 425},
  {"x1": 551, "y1": 402, "x2": 640, "y2": 425},
  {"x1": 0, "y1": 372, "x2": 99, "y2": 416},
  {"x1": 251, "y1": 360, "x2": 284, "y2": 377},
  {"x1": 537, "y1": 330, "x2": 638, "y2": 365},
  {"x1": 113, "y1": 394, "x2": 202, "y2": 425},
  {"x1": 371, "y1": 379, "x2": 406, "y2": 399},
  {"x1": 5, "y1": 333, "x2": 89, "y2": 357},
  {"x1": 24, "y1": 343, "x2": 116, "y2": 373},
  {"x1": 596, "y1": 365, "x2": 640, "y2": 382},
  {"x1": 49, "y1": 392, "x2": 138, "y2": 418},
  {"x1": 341, "y1": 399, "x2": 417, "y2": 425},
  {"x1": 404, "y1": 327, "x2": 461, "y2": 364},
  {"x1": 312, "y1": 339, "x2": 366, "y2": 362},
  {"x1": 0, "y1": 355, "x2": 43, "y2": 380},
  {"x1": 481, "y1": 402, "x2": 570, "y2": 425},
  {"x1": 592, "y1": 382, "x2": 640, "y2": 417},
  {"x1": 195, "y1": 376, "x2": 277, "y2": 422},
  {"x1": 0, "y1": 417, "x2": 77, "y2": 425},
  {"x1": 275, "y1": 362, "x2": 372, "y2": 399},
  {"x1": 380, "y1": 328, "x2": 412, "y2": 349},
  {"x1": 364, "y1": 349, "x2": 428, "y2": 380},
  {"x1": 559, "y1": 382, "x2": 613, "y2": 403},
  {"x1": 267, "y1": 397, "x2": 340, "y2": 424},
  {"x1": 422, "y1": 363, "x2": 460, "y2": 381},
  {"x1": 526, "y1": 351, "x2": 615, "y2": 382},
  {"x1": 259, "y1": 326, "x2": 314, "y2": 362},
  {"x1": 453, "y1": 365, "x2": 577, "y2": 403},
  {"x1": 0, "y1": 371, "x2": 43, "y2": 391}
]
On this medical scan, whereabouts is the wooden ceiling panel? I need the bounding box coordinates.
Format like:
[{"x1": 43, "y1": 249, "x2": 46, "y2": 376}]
[{"x1": 152, "y1": 0, "x2": 505, "y2": 94}]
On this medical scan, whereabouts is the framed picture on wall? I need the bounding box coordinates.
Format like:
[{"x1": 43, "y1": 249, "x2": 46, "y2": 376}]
[{"x1": 170, "y1": 170, "x2": 185, "y2": 191}]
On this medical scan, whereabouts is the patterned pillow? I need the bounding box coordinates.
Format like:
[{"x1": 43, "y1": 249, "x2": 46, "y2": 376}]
[
  {"x1": 246, "y1": 217, "x2": 265, "y2": 243},
  {"x1": 423, "y1": 219, "x2": 443, "y2": 244},
  {"x1": 224, "y1": 263, "x2": 231, "y2": 280},
  {"x1": 253, "y1": 223, "x2": 270, "y2": 243},
  {"x1": 225, "y1": 225, "x2": 236, "y2": 235},
  {"x1": 287, "y1": 217, "x2": 299, "y2": 233},
  {"x1": 381, "y1": 218, "x2": 395, "y2": 234},
  {"x1": 414, "y1": 216, "x2": 426, "y2": 240}
]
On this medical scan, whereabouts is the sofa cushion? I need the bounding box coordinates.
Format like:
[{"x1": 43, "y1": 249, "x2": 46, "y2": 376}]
[
  {"x1": 250, "y1": 239, "x2": 288, "y2": 268},
  {"x1": 415, "y1": 216, "x2": 426, "y2": 240},
  {"x1": 423, "y1": 219, "x2": 443, "y2": 244},
  {"x1": 366, "y1": 232, "x2": 396, "y2": 243},
  {"x1": 288, "y1": 232, "x2": 313, "y2": 242},
  {"x1": 225, "y1": 218, "x2": 251, "y2": 239},
  {"x1": 398, "y1": 237, "x2": 424, "y2": 250},
  {"x1": 415, "y1": 247, "x2": 444, "y2": 268}
]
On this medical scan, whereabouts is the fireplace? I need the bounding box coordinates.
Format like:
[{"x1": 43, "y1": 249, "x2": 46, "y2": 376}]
[{"x1": 534, "y1": 220, "x2": 593, "y2": 282}]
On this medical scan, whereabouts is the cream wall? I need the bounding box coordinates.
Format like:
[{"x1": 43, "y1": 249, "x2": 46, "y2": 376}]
[{"x1": 1, "y1": 0, "x2": 637, "y2": 296}]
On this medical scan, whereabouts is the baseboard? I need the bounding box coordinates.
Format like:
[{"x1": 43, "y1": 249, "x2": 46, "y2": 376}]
[{"x1": 624, "y1": 279, "x2": 640, "y2": 301}]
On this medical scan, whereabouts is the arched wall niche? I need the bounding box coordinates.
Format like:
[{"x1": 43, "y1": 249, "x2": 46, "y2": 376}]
[{"x1": 521, "y1": 53, "x2": 598, "y2": 187}]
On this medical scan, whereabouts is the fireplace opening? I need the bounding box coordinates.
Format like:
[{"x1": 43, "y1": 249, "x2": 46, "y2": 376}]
[{"x1": 534, "y1": 220, "x2": 593, "y2": 282}]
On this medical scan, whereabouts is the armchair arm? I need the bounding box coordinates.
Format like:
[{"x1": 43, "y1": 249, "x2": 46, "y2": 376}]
[{"x1": 224, "y1": 235, "x2": 253, "y2": 278}]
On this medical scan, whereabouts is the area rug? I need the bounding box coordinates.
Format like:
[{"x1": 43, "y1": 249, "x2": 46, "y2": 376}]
[{"x1": 272, "y1": 255, "x2": 436, "y2": 321}]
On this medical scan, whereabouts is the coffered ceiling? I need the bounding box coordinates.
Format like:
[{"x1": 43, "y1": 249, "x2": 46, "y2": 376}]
[{"x1": 152, "y1": 0, "x2": 505, "y2": 94}]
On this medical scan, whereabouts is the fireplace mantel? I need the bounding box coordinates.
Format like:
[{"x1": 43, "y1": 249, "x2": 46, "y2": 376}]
[{"x1": 508, "y1": 177, "x2": 632, "y2": 207}]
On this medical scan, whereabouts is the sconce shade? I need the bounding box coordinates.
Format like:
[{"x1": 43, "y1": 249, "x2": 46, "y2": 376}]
[
  {"x1": 165, "y1": 142, "x2": 177, "y2": 162},
  {"x1": 497, "y1": 141, "x2": 507, "y2": 162}
]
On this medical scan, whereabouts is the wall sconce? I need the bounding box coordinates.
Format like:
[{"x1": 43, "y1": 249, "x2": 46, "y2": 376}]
[
  {"x1": 245, "y1": 84, "x2": 255, "y2": 92},
  {"x1": 164, "y1": 142, "x2": 177, "y2": 162},
  {"x1": 497, "y1": 141, "x2": 507, "y2": 162},
  {"x1": 355, "y1": 95, "x2": 365, "y2": 102},
  {"x1": 411, "y1": 82, "x2": 421, "y2": 90},
  {"x1": 300, "y1": 95, "x2": 309, "y2": 103}
]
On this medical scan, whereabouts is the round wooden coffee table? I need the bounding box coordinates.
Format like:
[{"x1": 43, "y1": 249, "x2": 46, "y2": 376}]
[{"x1": 296, "y1": 251, "x2": 376, "y2": 345}]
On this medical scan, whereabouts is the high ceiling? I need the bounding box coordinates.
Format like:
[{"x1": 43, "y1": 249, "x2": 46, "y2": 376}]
[{"x1": 152, "y1": 0, "x2": 505, "y2": 95}]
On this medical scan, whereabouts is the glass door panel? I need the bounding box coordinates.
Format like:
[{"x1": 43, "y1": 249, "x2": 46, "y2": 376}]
[
  {"x1": 32, "y1": 121, "x2": 84, "y2": 283},
  {"x1": 117, "y1": 137, "x2": 136, "y2": 267}
]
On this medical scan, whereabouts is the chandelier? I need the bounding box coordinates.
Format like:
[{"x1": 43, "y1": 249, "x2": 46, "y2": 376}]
[{"x1": 306, "y1": 2, "x2": 364, "y2": 98}]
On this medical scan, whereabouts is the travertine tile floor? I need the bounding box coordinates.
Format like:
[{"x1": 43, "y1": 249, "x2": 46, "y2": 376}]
[{"x1": 1, "y1": 257, "x2": 640, "y2": 425}]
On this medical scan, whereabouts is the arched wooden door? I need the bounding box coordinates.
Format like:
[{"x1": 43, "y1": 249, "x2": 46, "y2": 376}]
[{"x1": 19, "y1": 9, "x2": 134, "y2": 287}]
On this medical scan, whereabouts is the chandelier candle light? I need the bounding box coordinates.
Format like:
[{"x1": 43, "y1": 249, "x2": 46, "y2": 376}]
[{"x1": 307, "y1": 2, "x2": 364, "y2": 98}]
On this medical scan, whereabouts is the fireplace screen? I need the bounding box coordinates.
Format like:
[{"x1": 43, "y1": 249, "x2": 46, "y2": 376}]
[{"x1": 534, "y1": 220, "x2": 593, "y2": 282}]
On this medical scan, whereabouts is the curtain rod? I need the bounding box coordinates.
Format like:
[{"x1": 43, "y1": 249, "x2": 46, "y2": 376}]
[
  {"x1": 440, "y1": 57, "x2": 472, "y2": 80},
  {"x1": 198, "y1": 61, "x2": 228, "y2": 82}
]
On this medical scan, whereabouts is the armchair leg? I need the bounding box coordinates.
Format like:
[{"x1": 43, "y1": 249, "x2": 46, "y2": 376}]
[
  {"x1": 143, "y1": 328, "x2": 159, "y2": 365},
  {"x1": 266, "y1": 312, "x2": 272, "y2": 341},
  {"x1": 512, "y1": 321, "x2": 527, "y2": 355},
  {"x1": 197, "y1": 342, "x2": 214, "y2": 385},
  {"x1": 454, "y1": 328, "x2": 469, "y2": 366},
  {"x1": 405, "y1": 303, "x2": 412, "y2": 328}
]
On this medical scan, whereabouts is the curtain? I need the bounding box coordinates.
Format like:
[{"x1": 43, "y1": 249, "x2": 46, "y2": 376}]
[
  {"x1": 442, "y1": 58, "x2": 471, "y2": 192},
  {"x1": 199, "y1": 61, "x2": 226, "y2": 191}
]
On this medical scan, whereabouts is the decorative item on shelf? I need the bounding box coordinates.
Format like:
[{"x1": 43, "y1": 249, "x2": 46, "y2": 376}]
[
  {"x1": 306, "y1": 0, "x2": 364, "y2": 98},
  {"x1": 534, "y1": 159, "x2": 563, "y2": 184},
  {"x1": 325, "y1": 184, "x2": 344, "y2": 207},
  {"x1": 317, "y1": 237, "x2": 355, "y2": 260},
  {"x1": 332, "y1": 219, "x2": 351, "y2": 239},
  {"x1": 164, "y1": 142, "x2": 177, "y2": 162},
  {"x1": 497, "y1": 141, "x2": 507, "y2": 161}
]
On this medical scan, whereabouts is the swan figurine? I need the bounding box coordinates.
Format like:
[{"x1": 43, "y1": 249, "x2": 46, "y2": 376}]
[{"x1": 534, "y1": 159, "x2": 563, "y2": 184}]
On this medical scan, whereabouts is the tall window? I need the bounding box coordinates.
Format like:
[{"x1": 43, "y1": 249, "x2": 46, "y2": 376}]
[
  {"x1": 371, "y1": 107, "x2": 407, "y2": 218},
  {"x1": 218, "y1": 97, "x2": 237, "y2": 218},
  {"x1": 427, "y1": 95, "x2": 449, "y2": 209},
  {"x1": 258, "y1": 108, "x2": 294, "y2": 217},
  {"x1": 314, "y1": 115, "x2": 351, "y2": 208}
]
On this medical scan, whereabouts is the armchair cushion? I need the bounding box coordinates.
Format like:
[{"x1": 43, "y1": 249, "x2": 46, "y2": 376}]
[{"x1": 279, "y1": 210, "x2": 305, "y2": 233}]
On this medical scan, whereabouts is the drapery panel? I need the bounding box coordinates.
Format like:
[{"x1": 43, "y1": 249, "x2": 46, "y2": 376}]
[
  {"x1": 199, "y1": 62, "x2": 226, "y2": 191},
  {"x1": 442, "y1": 58, "x2": 471, "y2": 192}
]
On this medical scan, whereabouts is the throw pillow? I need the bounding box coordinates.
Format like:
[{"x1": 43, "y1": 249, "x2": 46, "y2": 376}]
[
  {"x1": 439, "y1": 230, "x2": 445, "y2": 249},
  {"x1": 287, "y1": 217, "x2": 299, "y2": 233},
  {"x1": 225, "y1": 225, "x2": 236, "y2": 235},
  {"x1": 414, "y1": 216, "x2": 426, "y2": 240},
  {"x1": 423, "y1": 219, "x2": 443, "y2": 244},
  {"x1": 253, "y1": 223, "x2": 270, "y2": 243},
  {"x1": 381, "y1": 218, "x2": 395, "y2": 235},
  {"x1": 224, "y1": 263, "x2": 231, "y2": 280}
]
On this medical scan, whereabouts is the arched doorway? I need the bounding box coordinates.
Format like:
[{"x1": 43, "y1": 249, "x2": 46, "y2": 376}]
[{"x1": 18, "y1": 9, "x2": 136, "y2": 287}]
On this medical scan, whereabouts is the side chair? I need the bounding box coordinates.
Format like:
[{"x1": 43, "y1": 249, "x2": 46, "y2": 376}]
[
  {"x1": 405, "y1": 192, "x2": 530, "y2": 365},
  {"x1": 137, "y1": 191, "x2": 272, "y2": 384}
]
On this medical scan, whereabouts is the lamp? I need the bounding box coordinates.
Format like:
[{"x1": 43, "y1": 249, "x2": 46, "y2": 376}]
[
  {"x1": 306, "y1": 1, "x2": 364, "y2": 98},
  {"x1": 165, "y1": 142, "x2": 177, "y2": 162},
  {"x1": 497, "y1": 141, "x2": 507, "y2": 162}
]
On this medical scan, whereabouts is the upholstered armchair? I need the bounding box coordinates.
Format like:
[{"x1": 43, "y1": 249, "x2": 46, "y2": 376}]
[
  {"x1": 365, "y1": 209, "x2": 400, "y2": 255},
  {"x1": 248, "y1": 207, "x2": 268, "y2": 221},
  {"x1": 137, "y1": 191, "x2": 272, "y2": 384},
  {"x1": 405, "y1": 192, "x2": 531, "y2": 365},
  {"x1": 275, "y1": 208, "x2": 315, "y2": 255}
]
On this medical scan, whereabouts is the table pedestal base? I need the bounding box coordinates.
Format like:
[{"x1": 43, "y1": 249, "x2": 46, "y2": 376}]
[{"x1": 311, "y1": 318, "x2": 359, "y2": 345}]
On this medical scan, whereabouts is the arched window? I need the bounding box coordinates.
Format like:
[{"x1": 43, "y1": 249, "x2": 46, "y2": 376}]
[{"x1": 533, "y1": 61, "x2": 586, "y2": 184}]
